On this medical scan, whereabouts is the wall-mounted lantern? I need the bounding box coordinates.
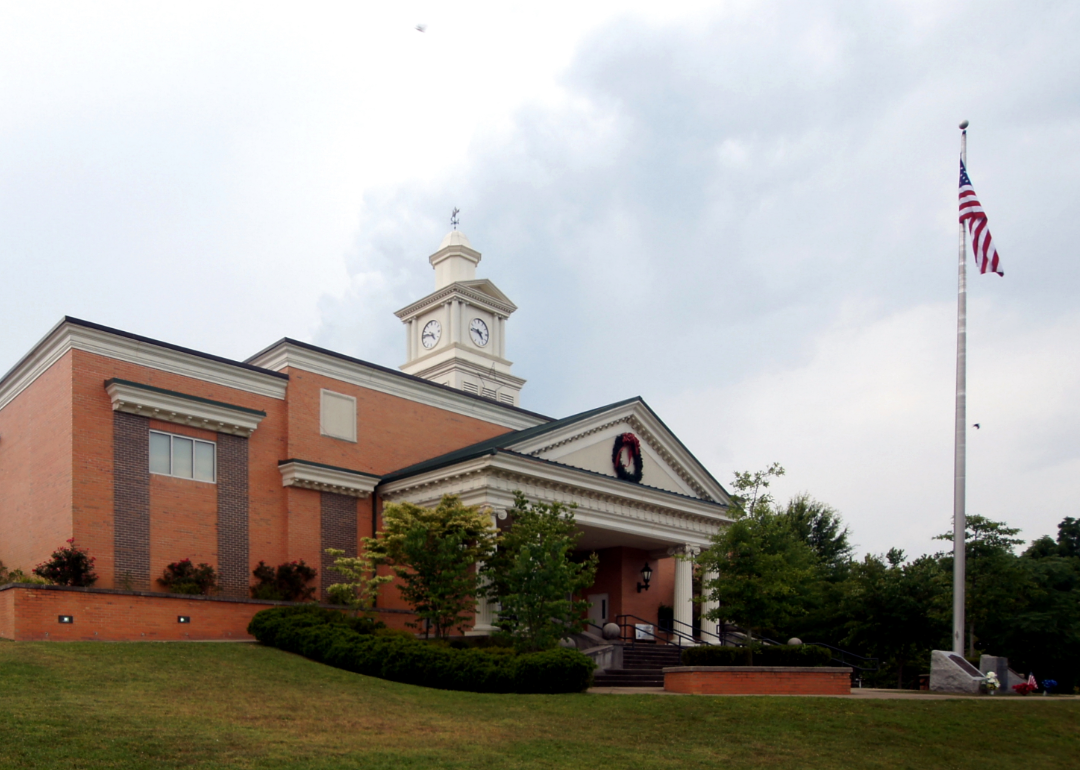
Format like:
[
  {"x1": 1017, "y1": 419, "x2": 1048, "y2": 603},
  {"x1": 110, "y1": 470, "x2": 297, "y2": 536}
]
[{"x1": 637, "y1": 562, "x2": 653, "y2": 593}]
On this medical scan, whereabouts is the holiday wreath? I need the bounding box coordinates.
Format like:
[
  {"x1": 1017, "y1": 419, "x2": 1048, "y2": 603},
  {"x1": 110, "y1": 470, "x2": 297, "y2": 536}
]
[{"x1": 612, "y1": 432, "x2": 643, "y2": 483}]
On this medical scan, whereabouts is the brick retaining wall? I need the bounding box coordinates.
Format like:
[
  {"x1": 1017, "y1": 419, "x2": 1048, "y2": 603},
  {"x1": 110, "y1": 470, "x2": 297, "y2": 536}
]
[
  {"x1": 0, "y1": 584, "x2": 417, "y2": 641},
  {"x1": 664, "y1": 666, "x2": 852, "y2": 695}
]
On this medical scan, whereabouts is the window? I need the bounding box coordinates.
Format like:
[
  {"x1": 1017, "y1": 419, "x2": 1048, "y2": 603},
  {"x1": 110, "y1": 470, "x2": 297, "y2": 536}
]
[
  {"x1": 320, "y1": 389, "x2": 357, "y2": 442},
  {"x1": 150, "y1": 430, "x2": 216, "y2": 482}
]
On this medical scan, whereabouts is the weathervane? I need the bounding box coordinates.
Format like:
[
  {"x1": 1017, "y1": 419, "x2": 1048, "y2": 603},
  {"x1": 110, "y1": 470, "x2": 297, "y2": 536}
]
[{"x1": 450, "y1": 207, "x2": 460, "y2": 230}]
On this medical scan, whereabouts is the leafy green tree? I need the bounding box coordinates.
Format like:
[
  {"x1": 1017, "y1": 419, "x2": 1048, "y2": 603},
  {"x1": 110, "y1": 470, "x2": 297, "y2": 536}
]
[
  {"x1": 481, "y1": 493, "x2": 598, "y2": 652},
  {"x1": 325, "y1": 548, "x2": 392, "y2": 613},
  {"x1": 936, "y1": 515, "x2": 1026, "y2": 655},
  {"x1": 728, "y1": 462, "x2": 785, "y2": 518},
  {"x1": 841, "y1": 550, "x2": 950, "y2": 688},
  {"x1": 365, "y1": 495, "x2": 497, "y2": 639},
  {"x1": 1058, "y1": 517, "x2": 1080, "y2": 558},
  {"x1": 780, "y1": 493, "x2": 853, "y2": 578},
  {"x1": 698, "y1": 503, "x2": 820, "y2": 650}
]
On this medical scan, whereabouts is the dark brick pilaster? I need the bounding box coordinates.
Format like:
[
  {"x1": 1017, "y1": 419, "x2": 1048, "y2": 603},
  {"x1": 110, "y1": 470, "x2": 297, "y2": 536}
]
[
  {"x1": 320, "y1": 492, "x2": 358, "y2": 595},
  {"x1": 216, "y1": 434, "x2": 249, "y2": 598},
  {"x1": 113, "y1": 412, "x2": 151, "y2": 589}
]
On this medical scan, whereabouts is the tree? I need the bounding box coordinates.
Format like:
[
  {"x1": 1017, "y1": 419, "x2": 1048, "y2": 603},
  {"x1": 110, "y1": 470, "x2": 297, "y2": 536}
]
[
  {"x1": 841, "y1": 551, "x2": 950, "y2": 688},
  {"x1": 936, "y1": 515, "x2": 1026, "y2": 655},
  {"x1": 779, "y1": 493, "x2": 853, "y2": 578},
  {"x1": 365, "y1": 495, "x2": 497, "y2": 639},
  {"x1": 481, "y1": 493, "x2": 598, "y2": 652},
  {"x1": 325, "y1": 548, "x2": 391, "y2": 613},
  {"x1": 1058, "y1": 517, "x2": 1080, "y2": 558},
  {"x1": 698, "y1": 503, "x2": 819, "y2": 651},
  {"x1": 728, "y1": 462, "x2": 785, "y2": 518}
]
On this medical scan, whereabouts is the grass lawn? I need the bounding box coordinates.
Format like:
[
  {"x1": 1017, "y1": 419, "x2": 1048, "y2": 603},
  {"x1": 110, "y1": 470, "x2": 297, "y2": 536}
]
[{"x1": 1, "y1": 641, "x2": 1077, "y2": 769}]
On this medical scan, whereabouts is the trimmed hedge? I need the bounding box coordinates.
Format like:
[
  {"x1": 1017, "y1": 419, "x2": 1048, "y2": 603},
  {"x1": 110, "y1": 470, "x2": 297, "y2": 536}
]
[
  {"x1": 247, "y1": 606, "x2": 595, "y2": 694},
  {"x1": 681, "y1": 644, "x2": 834, "y2": 667}
]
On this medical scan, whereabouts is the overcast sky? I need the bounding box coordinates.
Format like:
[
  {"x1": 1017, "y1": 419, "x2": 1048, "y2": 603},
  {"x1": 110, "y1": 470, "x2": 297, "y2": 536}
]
[{"x1": 2, "y1": 0, "x2": 1077, "y2": 560}]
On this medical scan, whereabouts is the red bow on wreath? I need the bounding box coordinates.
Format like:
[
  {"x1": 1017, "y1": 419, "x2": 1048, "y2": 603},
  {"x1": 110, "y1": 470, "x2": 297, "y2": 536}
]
[{"x1": 612, "y1": 433, "x2": 643, "y2": 483}]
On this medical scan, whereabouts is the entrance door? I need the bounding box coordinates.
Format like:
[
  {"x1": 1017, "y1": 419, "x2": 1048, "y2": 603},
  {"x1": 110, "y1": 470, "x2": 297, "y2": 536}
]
[{"x1": 587, "y1": 593, "x2": 609, "y2": 628}]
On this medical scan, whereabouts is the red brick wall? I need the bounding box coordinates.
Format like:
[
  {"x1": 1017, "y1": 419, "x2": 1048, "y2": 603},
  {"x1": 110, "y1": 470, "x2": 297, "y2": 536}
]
[
  {"x1": 69, "y1": 349, "x2": 288, "y2": 590},
  {"x1": 0, "y1": 351, "x2": 74, "y2": 574},
  {"x1": 0, "y1": 588, "x2": 13, "y2": 640},
  {"x1": 664, "y1": 667, "x2": 852, "y2": 695},
  {"x1": 0, "y1": 585, "x2": 419, "y2": 641},
  {"x1": 144, "y1": 420, "x2": 219, "y2": 590},
  {"x1": 320, "y1": 492, "x2": 358, "y2": 595},
  {"x1": 282, "y1": 367, "x2": 512, "y2": 475},
  {"x1": 585, "y1": 547, "x2": 675, "y2": 626},
  {"x1": 114, "y1": 411, "x2": 151, "y2": 587}
]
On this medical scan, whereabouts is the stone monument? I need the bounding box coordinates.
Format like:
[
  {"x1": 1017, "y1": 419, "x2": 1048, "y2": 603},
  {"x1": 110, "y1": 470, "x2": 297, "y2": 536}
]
[{"x1": 929, "y1": 650, "x2": 985, "y2": 694}]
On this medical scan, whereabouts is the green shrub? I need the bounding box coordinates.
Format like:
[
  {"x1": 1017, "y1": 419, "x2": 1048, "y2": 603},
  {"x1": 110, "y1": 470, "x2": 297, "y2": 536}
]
[
  {"x1": 247, "y1": 606, "x2": 594, "y2": 693},
  {"x1": 681, "y1": 644, "x2": 834, "y2": 667},
  {"x1": 158, "y1": 559, "x2": 219, "y2": 595},
  {"x1": 33, "y1": 539, "x2": 97, "y2": 587},
  {"x1": 0, "y1": 563, "x2": 52, "y2": 586},
  {"x1": 251, "y1": 560, "x2": 317, "y2": 602},
  {"x1": 246, "y1": 605, "x2": 384, "y2": 647}
]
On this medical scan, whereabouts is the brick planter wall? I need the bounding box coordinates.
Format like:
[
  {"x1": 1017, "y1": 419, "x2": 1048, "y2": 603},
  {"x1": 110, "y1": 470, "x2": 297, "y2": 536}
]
[
  {"x1": 0, "y1": 584, "x2": 418, "y2": 641},
  {"x1": 664, "y1": 666, "x2": 852, "y2": 695}
]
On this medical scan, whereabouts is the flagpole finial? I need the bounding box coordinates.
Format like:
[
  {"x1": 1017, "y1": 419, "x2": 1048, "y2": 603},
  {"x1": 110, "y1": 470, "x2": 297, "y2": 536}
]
[{"x1": 959, "y1": 120, "x2": 969, "y2": 130}]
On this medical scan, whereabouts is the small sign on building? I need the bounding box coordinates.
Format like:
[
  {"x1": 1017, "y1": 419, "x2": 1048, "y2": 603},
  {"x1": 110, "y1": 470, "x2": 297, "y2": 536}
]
[{"x1": 634, "y1": 623, "x2": 654, "y2": 640}]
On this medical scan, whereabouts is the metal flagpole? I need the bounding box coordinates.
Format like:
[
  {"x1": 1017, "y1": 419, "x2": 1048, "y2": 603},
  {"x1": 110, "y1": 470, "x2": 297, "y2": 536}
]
[{"x1": 952, "y1": 119, "x2": 969, "y2": 655}]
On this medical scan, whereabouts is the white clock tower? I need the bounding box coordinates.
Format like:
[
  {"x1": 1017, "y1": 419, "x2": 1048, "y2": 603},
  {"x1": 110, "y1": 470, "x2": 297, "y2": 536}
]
[{"x1": 395, "y1": 230, "x2": 525, "y2": 406}]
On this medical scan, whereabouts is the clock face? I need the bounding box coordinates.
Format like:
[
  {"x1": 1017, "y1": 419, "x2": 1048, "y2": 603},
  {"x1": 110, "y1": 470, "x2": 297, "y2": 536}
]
[
  {"x1": 421, "y1": 320, "x2": 442, "y2": 349},
  {"x1": 469, "y1": 318, "x2": 489, "y2": 347}
]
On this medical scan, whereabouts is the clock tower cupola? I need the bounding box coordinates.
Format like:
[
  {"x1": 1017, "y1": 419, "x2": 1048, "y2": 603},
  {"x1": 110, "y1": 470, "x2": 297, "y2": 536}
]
[{"x1": 395, "y1": 229, "x2": 525, "y2": 406}]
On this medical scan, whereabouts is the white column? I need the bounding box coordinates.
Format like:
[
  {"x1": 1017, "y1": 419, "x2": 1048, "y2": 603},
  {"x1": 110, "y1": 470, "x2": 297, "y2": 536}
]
[
  {"x1": 471, "y1": 587, "x2": 498, "y2": 635},
  {"x1": 700, "y1": 569, "x2": 720, "y2": 643},
  {"x1": 450, "y1": 301, "x2": 461, "y2": 344},
  {"x1": 671, "y1": 545, "x2": 697, "y2": 642},
  {"x1": 407, "y1": 319, "x2": 415, "y2": 361},
  {"x1": 470, "y1": 508, "x2": 504, "y2": 635},
  {"x1": 497, "y1": 316, "x2": 506, "y2": 358}
]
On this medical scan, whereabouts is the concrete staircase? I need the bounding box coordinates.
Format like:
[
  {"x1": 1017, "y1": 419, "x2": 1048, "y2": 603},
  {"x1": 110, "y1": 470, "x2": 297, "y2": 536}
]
[{"x1": 592, "y1": 644, "x2": 684, "y2": 687}]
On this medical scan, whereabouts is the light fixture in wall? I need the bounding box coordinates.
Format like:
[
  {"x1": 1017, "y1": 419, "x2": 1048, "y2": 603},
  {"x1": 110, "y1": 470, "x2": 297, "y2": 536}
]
[
  {"x1": 177, "y1": 616, "x2": 190, "y2": 624},
  {"x1": 58, "y1": 615, "x2": 73, "y2": 624},
  {"x1": 636, "y1": 563, "x2": 653, "y2": 593}
]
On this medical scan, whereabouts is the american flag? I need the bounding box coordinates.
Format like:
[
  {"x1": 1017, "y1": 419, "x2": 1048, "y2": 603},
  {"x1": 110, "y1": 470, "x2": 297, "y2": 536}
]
[{"x1": 959, "y1": 159, "x2": 1003, "y2": 276}]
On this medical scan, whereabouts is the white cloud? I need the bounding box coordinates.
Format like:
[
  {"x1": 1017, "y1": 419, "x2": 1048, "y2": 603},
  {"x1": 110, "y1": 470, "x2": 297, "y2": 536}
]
[{"x1": 658, "y1": 301, "x2": 1080, "y2": 558}]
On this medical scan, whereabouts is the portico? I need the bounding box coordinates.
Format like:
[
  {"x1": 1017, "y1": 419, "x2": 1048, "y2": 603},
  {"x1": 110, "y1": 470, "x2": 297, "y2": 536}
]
[{"x1": 378, "y1": 397, "x2": 734, "y2": 637}]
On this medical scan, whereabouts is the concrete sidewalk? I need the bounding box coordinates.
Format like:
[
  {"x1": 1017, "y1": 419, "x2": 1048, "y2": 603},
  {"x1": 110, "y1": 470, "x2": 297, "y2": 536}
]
[{"x1": 588, "y1": 686, "x2": 1080, "y2": 700}]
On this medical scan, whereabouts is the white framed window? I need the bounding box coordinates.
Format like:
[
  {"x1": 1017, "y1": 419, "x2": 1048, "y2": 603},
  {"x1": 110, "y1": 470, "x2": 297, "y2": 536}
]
[
  {"x1": 150, "y1": 430, "x2": 216, "y2": 483},
  {"x1": 320, "y1": 389, "x2": 357, "y2": 443}
]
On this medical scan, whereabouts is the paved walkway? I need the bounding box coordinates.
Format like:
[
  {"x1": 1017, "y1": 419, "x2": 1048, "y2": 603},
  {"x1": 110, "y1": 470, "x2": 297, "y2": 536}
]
[{"x1": 587, "y1": 686, "x2": 1080, "y2": 700}]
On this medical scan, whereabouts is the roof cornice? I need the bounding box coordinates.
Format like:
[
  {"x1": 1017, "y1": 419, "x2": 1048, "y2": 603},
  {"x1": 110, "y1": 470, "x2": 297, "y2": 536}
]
[
  {"x1": 278, "y1": 459, "x2": 379, "y2": 498},
  {"x1": 247, "y1": 340, "x2": 548, "y2": 432},
  {"x1": 106, "y1": 379, "x2": 267, "y2": 437},
  {"x1": 394, "y1": 282, "x2": 517, "y2": 321},
  {"x1": 0, "y1": 318, "x2": 288, "y2": 411},
  {"x1": 379, "y1": 450, "x2": 731, "y2": 526}
]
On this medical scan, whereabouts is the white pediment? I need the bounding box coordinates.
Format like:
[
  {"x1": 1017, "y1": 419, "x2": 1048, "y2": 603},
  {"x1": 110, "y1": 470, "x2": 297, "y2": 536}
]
[
  {"x1": 457, "y1": 279, "x2": 514, "y2": 307},
  {"x1": 505, "y1": 399, "x2": 729, "y2": 504}
]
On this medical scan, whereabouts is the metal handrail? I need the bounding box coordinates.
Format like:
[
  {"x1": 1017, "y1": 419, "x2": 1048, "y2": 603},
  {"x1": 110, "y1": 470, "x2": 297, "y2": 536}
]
[
  {"x1": 615, "y1": 613, "x2": 697, "y2": 647},
  {"x1": 802, "y1": 641, "x2": 880, "y2": 672}
]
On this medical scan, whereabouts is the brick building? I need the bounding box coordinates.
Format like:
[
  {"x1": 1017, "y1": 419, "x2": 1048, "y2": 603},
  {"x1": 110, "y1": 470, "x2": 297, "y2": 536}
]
[{"x1": 0, "y1": 231, "x2": 733, "y2": 641}]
